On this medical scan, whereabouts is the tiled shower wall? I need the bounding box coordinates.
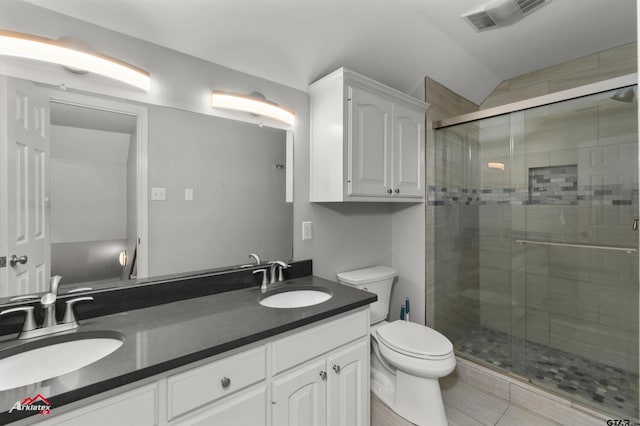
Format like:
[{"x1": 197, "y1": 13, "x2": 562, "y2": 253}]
[{"x1": 480, "y1": 43, "x2": 637, "y2": 109}]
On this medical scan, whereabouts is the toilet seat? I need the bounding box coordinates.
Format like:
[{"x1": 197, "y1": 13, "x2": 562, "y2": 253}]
[{"x1": 376, "y1": 321, "x2": 453, "y2": 360}]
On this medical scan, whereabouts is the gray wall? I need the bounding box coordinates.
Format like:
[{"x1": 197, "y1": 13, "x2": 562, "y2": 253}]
[
  {"x1": 147, "y1": 106, "x2": 292, "y2": 276},
  {"x1": 50, "y1": 125, "x2": 129, "y2": 243}
]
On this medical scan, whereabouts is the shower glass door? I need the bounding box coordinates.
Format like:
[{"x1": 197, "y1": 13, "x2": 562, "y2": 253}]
[
  {"x1": 434, "y1": 85, "x2": 639, "y2": 420},
  {"x1": 518, "y1": 87, "x2": 638, "y2": 418}
]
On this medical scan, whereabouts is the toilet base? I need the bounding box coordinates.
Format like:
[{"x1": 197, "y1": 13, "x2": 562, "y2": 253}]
[
  {"x1": 395, "y1": 369, "x2": 447, "y2": 426},
  {"x1": 371, "y1": 359, "x2": 448, "y2": 426},
  {"x1": 370, "y1": 363, "x2": 395, "y2": 407}
]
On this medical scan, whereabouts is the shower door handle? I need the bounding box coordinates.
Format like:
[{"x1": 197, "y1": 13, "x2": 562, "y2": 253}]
[{"x1": 633, "y1": 216, "x2": 639, "y2": 231}]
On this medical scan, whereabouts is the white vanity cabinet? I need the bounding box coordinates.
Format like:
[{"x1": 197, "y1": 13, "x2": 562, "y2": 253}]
[
  {"x1": 271, "y1": 309, "x2": 370, "y2": 426},
  {"x1": 310, "y1": 67, "x2": 428, "y2": 202},
  {"x1": 271, "y1": 339, "x2": 368, "y2": 426},
  {"x1": 23, "y1": 308, "x2": 369, "y2": 426}
]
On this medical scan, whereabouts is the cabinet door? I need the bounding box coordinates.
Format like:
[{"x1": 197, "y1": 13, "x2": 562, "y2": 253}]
[
  {"x1": 393, "y1": 103, "x2": 424, "y2": 198},
  {"x1": 348, "y1": 86, "x2": 392, "y2": 197},
  {"x1": 171, "y1": 385, "x2": 266, "y2": 426},
  {"x1": 37, "y1": 384, "x2": 157, "y2": 426},
  {"x1": 326, "y1": 339, "x2": 369, "y2": 426},
  {"x1": 272, "y1": 359, "x2": 327, "y2": 426}
]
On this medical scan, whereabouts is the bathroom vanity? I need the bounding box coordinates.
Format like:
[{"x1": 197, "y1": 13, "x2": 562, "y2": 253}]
[{"x1": 0, "y1": 263, "x2": 376, "y2": 425}]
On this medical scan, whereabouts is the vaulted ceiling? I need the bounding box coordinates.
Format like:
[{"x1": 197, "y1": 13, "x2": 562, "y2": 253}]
[{"x1": 22, "y1": 0, "x2": 637, "y2": 104}]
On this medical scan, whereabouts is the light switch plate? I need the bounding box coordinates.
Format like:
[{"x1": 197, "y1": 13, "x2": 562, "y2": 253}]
[
  {"x1": 302, "y1": 221, "x2": 313, "y2": 240},
  {"x1": 185, "y1": 188, "x2": 194, "y2": 201},
  {"x1": 151, "y1": 187, "x2": 166, "y2": 201}
]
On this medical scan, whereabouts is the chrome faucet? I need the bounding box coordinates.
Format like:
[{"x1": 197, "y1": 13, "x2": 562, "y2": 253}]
[
  {"x1": 249, "y1": 253, "x2": 262, "y2": 265},
  {"x1": 0, "y1": 275, "x2": 94, "y2": 339},
  {"x1": 269, "y1": 261, "x2": 289, "y2": 284},
  {"x1": 41, "y1": 275, "x2": 62, "y2": 328}
]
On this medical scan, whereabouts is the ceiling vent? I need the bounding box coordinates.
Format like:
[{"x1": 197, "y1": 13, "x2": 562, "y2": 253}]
[{"x1": 463, "y1": 0, "x2": 551, "y2": 32}]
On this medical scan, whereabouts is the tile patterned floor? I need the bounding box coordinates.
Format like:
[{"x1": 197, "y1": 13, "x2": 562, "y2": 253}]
[
  {"x1": 371, "y1": 384, "x2": 564, "y2": 426},
  {"x1": 456, "y1": 327, "x2": 639, "y2": 421}
]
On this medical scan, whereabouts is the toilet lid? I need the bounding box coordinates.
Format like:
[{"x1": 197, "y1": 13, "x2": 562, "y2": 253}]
[{"x1": 376, "y1": 321, "x2": 453, "y2": 359}]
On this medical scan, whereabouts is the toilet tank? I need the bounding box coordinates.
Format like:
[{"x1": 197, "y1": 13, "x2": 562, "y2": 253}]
[{"x1": 336, "y1": 266, "x2": 398, "y2": 325}]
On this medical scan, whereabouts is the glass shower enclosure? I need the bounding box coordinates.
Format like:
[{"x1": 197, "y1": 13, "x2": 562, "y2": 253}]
[{"x1": 433, "y1": 84, "x2": 639, "y2": 420}]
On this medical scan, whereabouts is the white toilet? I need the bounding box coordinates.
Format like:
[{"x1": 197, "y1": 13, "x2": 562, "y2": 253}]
[{"x1": 337, "y1": 266, "x2": 456, "y2": 426}]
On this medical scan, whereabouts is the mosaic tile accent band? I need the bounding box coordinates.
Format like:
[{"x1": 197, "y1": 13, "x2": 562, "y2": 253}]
[
  {"x1": 456, "y1": 327, "x2": 639, "y2": 421},
  {"x1": 427, "y1": 184, "x2": 636, "y2": 206}
]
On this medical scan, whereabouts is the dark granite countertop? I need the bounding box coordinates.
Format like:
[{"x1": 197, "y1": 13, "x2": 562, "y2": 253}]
[{"x1": 0, "y1": 275, "x2": 376, "y2": 424}]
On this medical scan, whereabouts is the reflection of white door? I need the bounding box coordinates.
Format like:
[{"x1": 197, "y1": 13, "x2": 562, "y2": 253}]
[{"x1": 0, "y1": 77, "x2": 50, "y2": 297}]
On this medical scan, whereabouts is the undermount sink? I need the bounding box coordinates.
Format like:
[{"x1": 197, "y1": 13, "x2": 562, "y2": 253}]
[
  {"x1": 0, "y1": 330, "x2": 124, "y2": 391},
  {"x1": 259, "y1": 288, "x2": 332, "y2": 308}
]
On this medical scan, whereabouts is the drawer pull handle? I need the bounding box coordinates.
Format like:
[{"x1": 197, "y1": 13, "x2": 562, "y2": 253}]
[
  {"x1": 221, "y1": 377, "x2": 231, "y2": 389},
  {"x1": 319, "y1": 370, "x2": 327, "y2": 380},
  {"x1": 333, "y1": 364, "x2": 341, "y2": 373}
]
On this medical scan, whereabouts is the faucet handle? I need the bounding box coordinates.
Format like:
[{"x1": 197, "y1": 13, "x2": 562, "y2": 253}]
[
  {"x1": 253, "y1": 269, "x2": 269, "y2": 292},
  {"x1": 62, "y1": 296, "x2": 94, "y2": 325},
  {"x1": 276, "y1": 262, "x2": 289, "y2": 282},
  {"x1": 0, "y1": 306, "x2": 37, "y2": 333}
]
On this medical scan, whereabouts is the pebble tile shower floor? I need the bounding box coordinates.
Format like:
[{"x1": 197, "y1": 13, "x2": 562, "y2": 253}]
[{"x1": 456, "y1": 327, "x2": 639, "y2": 421}]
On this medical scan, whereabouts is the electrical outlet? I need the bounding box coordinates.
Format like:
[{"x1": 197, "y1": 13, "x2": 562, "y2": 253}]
[
  {"x1": 302, "y1": 221, "x2": 313, "y2": 240},
  {"x1": 185, "y1": 188, "x2": 194, "y2": 201}
]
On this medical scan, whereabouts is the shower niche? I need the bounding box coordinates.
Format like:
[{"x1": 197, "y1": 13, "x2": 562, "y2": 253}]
[
  {"x1": 433, "y1": 85, "x2": 639, "y2": 421},
  {"x1": 528, "y1": 164, "x2": 578, "y2": 205}
]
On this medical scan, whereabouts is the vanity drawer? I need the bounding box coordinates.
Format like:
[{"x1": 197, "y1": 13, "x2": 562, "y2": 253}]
[
  {"x1": 271, "y1": 308, "x2": 369, "y2": 375},
  {"x1": 167, "y1": 345, "x2": 266, "y2": 420}
]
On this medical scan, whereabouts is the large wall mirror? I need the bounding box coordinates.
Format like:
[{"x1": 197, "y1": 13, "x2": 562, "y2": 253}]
[{"x1": 0, "y1": 77, "x2": 293, "y2": 300}]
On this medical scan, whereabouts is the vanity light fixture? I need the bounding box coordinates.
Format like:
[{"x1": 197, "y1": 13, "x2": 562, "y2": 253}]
[
  {"x1": 211, "y1": 90, "x2": 295, "y2": 126},
  {"x1": 488, "y1": 162, "x2": 505, "y2": 170},
  {"x1": 0, "y1": 29, "x2": 150, "y2": 91}
]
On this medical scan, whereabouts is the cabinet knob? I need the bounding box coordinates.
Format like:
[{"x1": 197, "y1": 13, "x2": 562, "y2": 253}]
[
  {"x1": 332, "y1": 364, "x2": 341, "y2": 373},
  {"x1": 387, "y1": 189, "x2": 392, "y2": 194},
  {"x1": 221, "y1": 377, "x2": 231, "y2": 389},
  {"x1": 394, "y1": 188, "x2": 400, "y2": 194},
  {"x1": 319, "y1": 370, "x2": 327, "y2": 380}
]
